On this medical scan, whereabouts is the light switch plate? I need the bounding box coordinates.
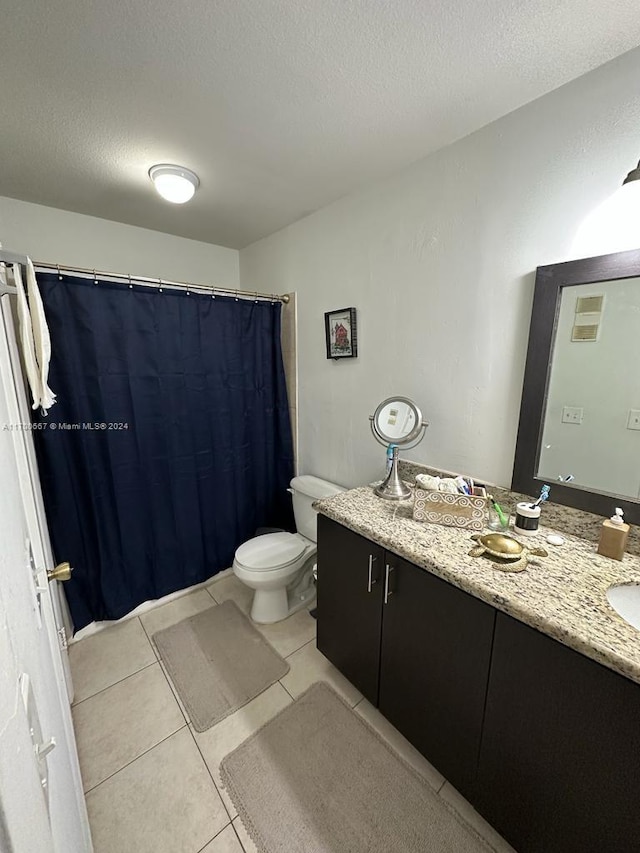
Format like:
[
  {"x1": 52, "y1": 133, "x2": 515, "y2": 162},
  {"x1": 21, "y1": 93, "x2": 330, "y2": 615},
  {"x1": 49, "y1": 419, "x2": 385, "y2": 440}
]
[
  {"x1": 561, "y1": 406, "x2": 584, "y2": 425},
  {"x1": 627, "y1": 410, "x2": 640, "y2": 431}
]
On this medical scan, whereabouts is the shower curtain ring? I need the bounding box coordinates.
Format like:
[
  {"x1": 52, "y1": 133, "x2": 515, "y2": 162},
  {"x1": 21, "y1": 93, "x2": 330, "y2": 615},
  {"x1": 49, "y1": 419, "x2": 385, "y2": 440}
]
[
  {"x1": 254, "y1": 291, "x2": 259, "y2": 303},
  {"x1": 158, "y1": 278, "x2": 163, "y2": 293},
  {"x1": 57, "y1": 264, "x2": 62, "y2": 280},
  {"x1": 235, "y1": 289, "x2": 239, "y2": 301},
  {"x1": 128, "y1": 274, "x2": 133, "y2": 290},
  {"x1": 93, "y1": 269, "x2": 98, "y2": 285}
]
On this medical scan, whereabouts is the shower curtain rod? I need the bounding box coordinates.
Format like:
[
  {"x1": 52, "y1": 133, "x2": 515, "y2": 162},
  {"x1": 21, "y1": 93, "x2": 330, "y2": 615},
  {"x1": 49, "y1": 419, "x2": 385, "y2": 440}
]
[
  {"x1": 0, "y1": 252, "x2": 289, "y2": 303},
  {"x1": 0, "y1": 260, "x2": 289, "y2": 304},
  {"x1": 32, "y1": 261, "x2": 290, "y2": 303}
]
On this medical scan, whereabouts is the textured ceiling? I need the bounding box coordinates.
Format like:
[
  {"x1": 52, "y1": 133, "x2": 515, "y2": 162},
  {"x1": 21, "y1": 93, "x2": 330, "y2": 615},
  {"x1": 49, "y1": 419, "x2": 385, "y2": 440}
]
[{"x1": 1, "y1": 1, "x2": 640, "y2": 249}]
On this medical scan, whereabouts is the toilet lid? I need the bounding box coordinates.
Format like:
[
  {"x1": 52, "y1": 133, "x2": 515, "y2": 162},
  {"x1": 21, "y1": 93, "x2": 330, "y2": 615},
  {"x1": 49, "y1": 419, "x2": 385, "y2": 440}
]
[{"x1": 235, "y1": 532, "x2": 307, "y2": 572}]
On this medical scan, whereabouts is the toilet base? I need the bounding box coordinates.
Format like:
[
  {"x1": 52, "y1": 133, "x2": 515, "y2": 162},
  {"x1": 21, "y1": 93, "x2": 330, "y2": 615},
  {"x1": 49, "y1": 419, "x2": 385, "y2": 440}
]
[
  {"x1": 250, "y1": 587, "x2": 289, "y2": 623},
  {"x1": 250, "y1": 566, "x2": 317, "y2": 624}
]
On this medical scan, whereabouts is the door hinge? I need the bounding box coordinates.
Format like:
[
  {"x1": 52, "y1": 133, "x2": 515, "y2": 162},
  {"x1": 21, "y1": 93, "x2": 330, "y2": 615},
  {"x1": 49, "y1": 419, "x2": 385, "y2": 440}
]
[{"x1": 57, "y1": 626, "x2": 68, "y2": 651}]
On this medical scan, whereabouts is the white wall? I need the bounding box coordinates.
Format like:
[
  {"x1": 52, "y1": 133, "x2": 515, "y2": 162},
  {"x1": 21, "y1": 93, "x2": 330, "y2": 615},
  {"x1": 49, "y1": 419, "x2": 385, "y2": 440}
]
[
  {"x1": 539, "y1": 278, "x2": 640, "y2": 499},
  {"x1": 240, "y1": 47, "x2": 640, "y2": 490},
  {"x1": 0, "y1": 196, "x2": 239, "y2": 286}
]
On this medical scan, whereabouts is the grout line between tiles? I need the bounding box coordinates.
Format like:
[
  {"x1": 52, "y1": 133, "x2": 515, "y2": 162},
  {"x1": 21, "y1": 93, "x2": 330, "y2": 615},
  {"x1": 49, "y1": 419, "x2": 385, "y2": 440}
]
[
  {"x1": 71, "y1": 659, "x2": 159, "y2": 708},
  {"x1": 283, "y1": 635, "x2": 315, "y2": 659},
  {"x1": 83, "y1": 722, "x2": 188, "y2": 795},
  {"x1": 195, "y1": 818, "x2": 234, "y2": 853},
  {"x1": 136, "y1": 592, "x2": 221, "y2": 653},
  {"x1": 205, "y1": 585, "x2": 220, "y2": 602},
  {"x1": 155, "y1": 654, "x2": 190, "y2": 725},
  {"x1": 138, "y1": 614, "x2": 160, "y2": 661},
  {"x1": 206, "y1": 577, "x2": 234, "y2": 606},
  {"x1": 186, "y1": 722, "x2": 236, "y2": 823},
  {"x1": 278, "y1": 681, "x2": 296, "y2": 701},
  {"x1": 285, "y1": 637, "x2": 316, "y2": 660},
  {"x1": 232, "y1": 818, "x2": 249, "y2": 853}
]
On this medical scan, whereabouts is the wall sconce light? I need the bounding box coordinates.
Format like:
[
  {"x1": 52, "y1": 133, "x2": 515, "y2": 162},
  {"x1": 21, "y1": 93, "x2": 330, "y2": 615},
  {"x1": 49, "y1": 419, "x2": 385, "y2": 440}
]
[
  {"x1": 572, "y1": 156, "x2": 640, "y2": 258},
  {"x1": 623, "y1": 159, "x2": 640, "y2": 186}
]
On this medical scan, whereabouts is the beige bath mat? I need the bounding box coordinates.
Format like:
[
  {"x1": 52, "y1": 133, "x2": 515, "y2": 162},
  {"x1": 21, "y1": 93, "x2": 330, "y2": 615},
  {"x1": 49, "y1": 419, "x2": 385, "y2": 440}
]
[
  {"x1": 220, "y1": 681, "x2": 495, "y2": 853},
  {"x1": 153, "y1": 600, "x2": 289, "y2": 732}
]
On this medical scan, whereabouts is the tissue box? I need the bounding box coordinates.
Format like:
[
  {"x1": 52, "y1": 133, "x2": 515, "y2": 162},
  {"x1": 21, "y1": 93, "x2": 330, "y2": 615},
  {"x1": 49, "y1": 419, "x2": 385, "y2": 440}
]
[{"x1": 413, "y1": 486, "x2": 487, "y2": 531}]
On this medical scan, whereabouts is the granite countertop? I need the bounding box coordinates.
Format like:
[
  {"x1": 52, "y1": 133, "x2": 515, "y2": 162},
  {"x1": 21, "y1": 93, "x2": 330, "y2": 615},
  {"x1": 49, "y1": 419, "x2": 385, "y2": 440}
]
[{"x1": 314, "y1": 485, "x2": 640, "y2": 686}]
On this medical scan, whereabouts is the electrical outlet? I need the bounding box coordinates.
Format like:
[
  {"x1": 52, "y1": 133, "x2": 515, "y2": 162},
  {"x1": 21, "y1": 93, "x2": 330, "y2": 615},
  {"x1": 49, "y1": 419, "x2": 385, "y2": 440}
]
[
  {"x1": 627, "y1": 410, "x2": 640, "y2": 431},
  {"x1": 561, "y1": 406, "x2": 584, "y2": 425}
]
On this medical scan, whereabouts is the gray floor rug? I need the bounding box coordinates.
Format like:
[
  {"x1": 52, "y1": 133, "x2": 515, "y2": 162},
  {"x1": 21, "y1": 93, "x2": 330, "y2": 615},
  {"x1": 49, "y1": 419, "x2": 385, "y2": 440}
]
[
  {"x1": 153, "y1": 600, "x2": 289, "y2": 732},
  {"x1": 220, "y1": 681, "x2": 495, "y2": 853}
]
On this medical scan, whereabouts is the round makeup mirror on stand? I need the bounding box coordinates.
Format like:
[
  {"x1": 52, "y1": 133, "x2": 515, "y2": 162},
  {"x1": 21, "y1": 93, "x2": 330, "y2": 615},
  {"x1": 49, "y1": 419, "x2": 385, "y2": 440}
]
[{"x1": 370, "y1": 396, "x2": 428, "y2": 500}]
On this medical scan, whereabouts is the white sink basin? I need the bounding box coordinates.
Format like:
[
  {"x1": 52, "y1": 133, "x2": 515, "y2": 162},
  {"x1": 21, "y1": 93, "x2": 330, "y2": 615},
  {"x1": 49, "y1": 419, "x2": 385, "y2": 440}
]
[{"x1": 607, "y1": 584, "x2": 640, "y2": 631}]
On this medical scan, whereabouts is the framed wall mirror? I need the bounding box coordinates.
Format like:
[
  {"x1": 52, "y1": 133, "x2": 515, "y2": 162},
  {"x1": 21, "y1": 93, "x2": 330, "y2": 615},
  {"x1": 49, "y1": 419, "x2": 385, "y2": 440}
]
[{"x1": 513, "y1": 247, "x2": 640, "y2": 525}]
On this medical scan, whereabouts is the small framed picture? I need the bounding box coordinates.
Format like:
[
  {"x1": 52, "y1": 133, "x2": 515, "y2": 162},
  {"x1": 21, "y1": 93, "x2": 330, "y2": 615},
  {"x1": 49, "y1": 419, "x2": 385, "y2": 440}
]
[{"x1": 324, "y1": 307, "x2": 358, "y2": 359}]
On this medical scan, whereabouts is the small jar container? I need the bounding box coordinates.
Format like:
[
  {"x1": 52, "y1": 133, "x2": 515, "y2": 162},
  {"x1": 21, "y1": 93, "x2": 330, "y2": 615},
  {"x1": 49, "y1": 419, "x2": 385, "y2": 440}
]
[{"x1": 515, "y1": 502, "x2": 541, "y2": 536}]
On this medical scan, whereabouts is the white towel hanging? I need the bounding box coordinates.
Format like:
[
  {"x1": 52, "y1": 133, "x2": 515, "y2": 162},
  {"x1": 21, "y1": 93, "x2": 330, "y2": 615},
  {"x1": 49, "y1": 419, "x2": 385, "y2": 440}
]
[
  {"x1": 12, "y1": 260, "x2": 56, "y2": 413},
  {"x1": 13, "y1": 262, "x2": 42, "y2": 410},
  {"x1": 26, "y1": 258, "x2": 56, "y2": 411}
]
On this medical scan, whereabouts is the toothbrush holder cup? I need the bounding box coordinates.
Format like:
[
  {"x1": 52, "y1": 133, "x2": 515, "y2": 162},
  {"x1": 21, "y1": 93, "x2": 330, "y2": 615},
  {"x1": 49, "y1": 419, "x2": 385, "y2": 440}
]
[
  {"x1": 487, "y1": 504, "x2": 512, "y2": 532},
  {"x1": 514, "y1": 502, "x2": 541, "y2": 536}
]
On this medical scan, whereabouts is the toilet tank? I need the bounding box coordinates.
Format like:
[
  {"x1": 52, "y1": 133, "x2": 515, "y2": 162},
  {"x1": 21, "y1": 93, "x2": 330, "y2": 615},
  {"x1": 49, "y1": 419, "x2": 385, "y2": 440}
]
[{"x1": 290, "y1": 475, "x2": 344, "y2": 542}]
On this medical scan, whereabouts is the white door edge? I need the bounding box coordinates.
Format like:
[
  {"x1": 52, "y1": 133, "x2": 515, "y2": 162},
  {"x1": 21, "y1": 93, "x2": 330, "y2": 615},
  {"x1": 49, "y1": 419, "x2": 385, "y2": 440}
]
[
  {"x1": 0, "y1": 294, "x2": 92, "y2": 851},
  {"x1": 0, "y1": 296, "x2": 74, "y2": 697}
]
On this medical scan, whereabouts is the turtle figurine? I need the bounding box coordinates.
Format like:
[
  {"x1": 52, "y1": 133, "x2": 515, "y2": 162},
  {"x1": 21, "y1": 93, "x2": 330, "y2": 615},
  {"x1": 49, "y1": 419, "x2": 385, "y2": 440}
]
[{"x1": 468, "y1": 532, "x2": 548, "y2": 572}]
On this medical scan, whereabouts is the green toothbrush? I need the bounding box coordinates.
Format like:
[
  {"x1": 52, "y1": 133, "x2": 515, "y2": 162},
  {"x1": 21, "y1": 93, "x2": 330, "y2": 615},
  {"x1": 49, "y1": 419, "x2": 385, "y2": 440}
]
[{"x1": 489, "y1": 496, "x2": 508, "y2": 527}]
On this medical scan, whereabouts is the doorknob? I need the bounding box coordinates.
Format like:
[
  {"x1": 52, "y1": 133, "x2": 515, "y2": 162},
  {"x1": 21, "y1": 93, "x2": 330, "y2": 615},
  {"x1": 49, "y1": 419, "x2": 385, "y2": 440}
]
[{"x1": 47, "y1": 562, "x2": 72, "y2": 583}]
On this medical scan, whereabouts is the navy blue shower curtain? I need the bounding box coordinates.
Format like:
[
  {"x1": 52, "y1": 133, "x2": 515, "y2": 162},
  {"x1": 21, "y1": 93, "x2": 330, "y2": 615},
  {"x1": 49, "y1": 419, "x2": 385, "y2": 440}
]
[{"x1": 33, "y1": 273, "x2": 294, "y2": 630}]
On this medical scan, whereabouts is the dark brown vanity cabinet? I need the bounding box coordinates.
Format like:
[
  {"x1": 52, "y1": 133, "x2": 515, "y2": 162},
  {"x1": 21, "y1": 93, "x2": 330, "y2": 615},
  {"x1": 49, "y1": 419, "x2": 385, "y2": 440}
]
[
  {"x1": 379, "y1": 551, "x2": 495, "y2": 798},
  {"x1": 316, "y1": 515, "x2": 495, "y2": 797},
  {"x1": 318, "y1": 515, "x2": 640, "y2": 853},
  {"x1": 475, "y1": 613, "x2": 640, "y2": 853},
  {"x1": 316, "y1": 514, "x2": 384, "y2": 704}
]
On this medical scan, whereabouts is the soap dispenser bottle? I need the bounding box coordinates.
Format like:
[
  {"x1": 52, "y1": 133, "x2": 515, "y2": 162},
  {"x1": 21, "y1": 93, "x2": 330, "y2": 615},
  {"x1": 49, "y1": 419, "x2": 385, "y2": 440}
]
[{"x1": 597, "y1": 507, "x2": 630, "y2": 561}]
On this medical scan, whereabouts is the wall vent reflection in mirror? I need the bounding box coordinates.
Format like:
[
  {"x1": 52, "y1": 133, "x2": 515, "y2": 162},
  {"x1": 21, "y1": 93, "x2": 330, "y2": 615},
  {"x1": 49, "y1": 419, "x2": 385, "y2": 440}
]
[
  {"x1": 571, "y1": 293, "x2": 603, "y2": 342},
  {"x1": 571, "y1": 324, "x2": 599, "y2": 342},
  {"x1": 576, "y1": 295, "x2": 604, "y2": 313}
]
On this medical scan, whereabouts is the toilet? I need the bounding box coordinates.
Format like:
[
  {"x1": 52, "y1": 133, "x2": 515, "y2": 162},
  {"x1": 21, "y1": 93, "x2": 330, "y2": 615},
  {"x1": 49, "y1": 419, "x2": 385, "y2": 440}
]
[{"x1": 232, "y1": 475, "x2": 344, "y2": 624}]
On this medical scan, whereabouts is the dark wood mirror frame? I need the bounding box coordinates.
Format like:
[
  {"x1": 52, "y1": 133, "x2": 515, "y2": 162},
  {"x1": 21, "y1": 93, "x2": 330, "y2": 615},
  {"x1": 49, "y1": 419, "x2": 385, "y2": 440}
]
[{"x1": 512, "y1": 247, "x2": 640, "y2": 525}]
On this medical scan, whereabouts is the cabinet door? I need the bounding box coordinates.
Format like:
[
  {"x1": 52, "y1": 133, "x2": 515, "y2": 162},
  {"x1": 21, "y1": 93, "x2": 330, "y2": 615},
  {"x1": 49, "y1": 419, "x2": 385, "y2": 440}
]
[
  {"x1": 476, "y1": 613, "x2": 640, "y2": 853},
  {"x1": 378, "y1": 555, "x2": 495, "y2": 798},
  {"x1": 316, "y1": 515, "x2": 384, "y2": 704}
]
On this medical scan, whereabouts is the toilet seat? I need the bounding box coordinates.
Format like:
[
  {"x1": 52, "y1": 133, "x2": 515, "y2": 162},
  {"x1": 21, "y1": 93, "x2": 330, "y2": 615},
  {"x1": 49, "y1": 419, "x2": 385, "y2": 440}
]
[{"x1": 234, "y1": 532, "x2": 308, "y2": 572}]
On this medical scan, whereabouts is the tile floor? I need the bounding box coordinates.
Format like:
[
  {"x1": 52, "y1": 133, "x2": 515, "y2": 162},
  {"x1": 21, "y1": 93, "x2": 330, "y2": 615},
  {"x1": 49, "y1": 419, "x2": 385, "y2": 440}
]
[{"x1": 70, "y1": 573, "x2": 516, "y2": 853}]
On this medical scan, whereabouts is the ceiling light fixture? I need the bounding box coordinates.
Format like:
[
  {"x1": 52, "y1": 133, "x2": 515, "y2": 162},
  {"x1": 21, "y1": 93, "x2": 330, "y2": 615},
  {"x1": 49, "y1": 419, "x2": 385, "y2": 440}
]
[{"x1": 149, "y1": 164, "x2": 199, "y2": 204}]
